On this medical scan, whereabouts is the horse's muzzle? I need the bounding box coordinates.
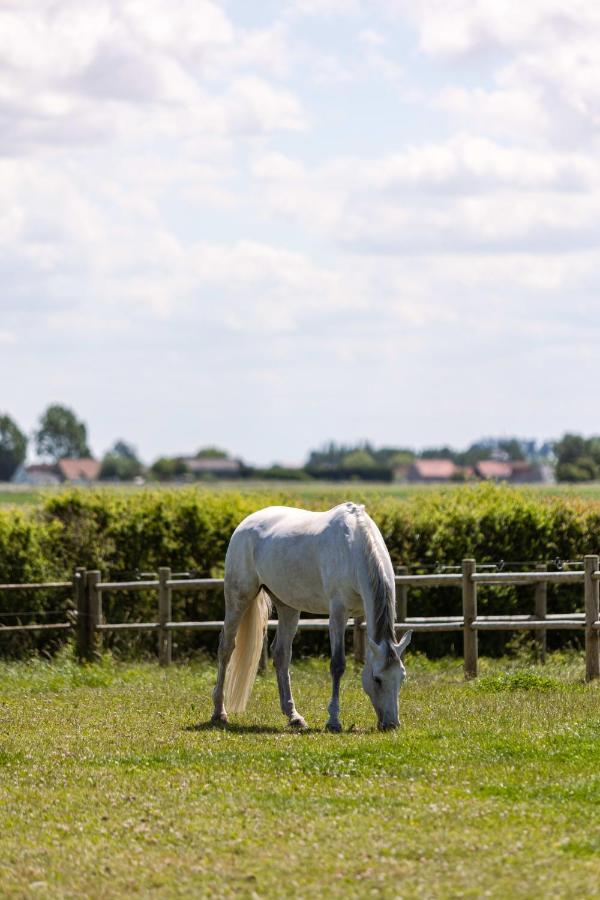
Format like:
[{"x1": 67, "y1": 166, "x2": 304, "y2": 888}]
[{"x1": 378, "y1": 720, "x2": 399, "y2": 731}]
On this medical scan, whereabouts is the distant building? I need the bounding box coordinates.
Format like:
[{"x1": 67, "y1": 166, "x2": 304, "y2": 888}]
[
  {"x1": 475, "y1": 460, "x2": 513, "y2": 481},
  {"x1": 475, "y1": 459, "x2": 555, "y2": 484},
  {"x1": 12, "y1": 464, "x2": 61, "y2": 486},
  {"x1": 398, "y1": 457, "x2": 555, "y2": 485},
  {"x1": 181, "y1": 457, "x2": 243, "y2": 478},
  {"x1": 12, "y1": 458, "x2": 100, "y2": 485},
  {"x1": 56, "y1": 458, "x2": 101, "y2": 483},
  {"x1": 509, "y1": 462, "x2": 555, "y2": 484},
  {"x1": 406, "y1": 459, "x2": 457, "y2": 483}
]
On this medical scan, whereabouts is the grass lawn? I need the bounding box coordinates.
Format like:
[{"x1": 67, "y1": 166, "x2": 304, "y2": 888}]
[
  {"x1": 2, "y1": 654, "x2": 600, "y2": 898},
  {"x1": 2, "y1": 480, "x2": 600, "y2": 511},
  {"x1": 0, "y1": 487, "x2": 44, "y2": 507}
]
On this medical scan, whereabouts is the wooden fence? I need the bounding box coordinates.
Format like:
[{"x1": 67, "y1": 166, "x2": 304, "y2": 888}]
[{"x1": 1, "y1": 556, "x2": 599, "y2": 681}]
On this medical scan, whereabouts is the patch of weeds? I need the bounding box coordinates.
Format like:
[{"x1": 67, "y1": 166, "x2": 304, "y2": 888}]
[
  {"x1": 471, "y1": 670, "x2": 565, "y2": 693},
  {"x1": 0, "y1": 749, "x2": 23, "y2": 766},
  {"x1": 0, "y1": 649, "x2": 156, "y2": 694},
  {"x1": 98, "y1": 749, "x2": 202, "y2": 770},
  {"x1": 476, "y1": 782, "x2": 528, "y2": 803},
  {"x1": 559, "y1": 838, "x2": 600, "y2": 858},
  {"x1": 404, "y1": 652, "x2": 462, "y2": 679}
]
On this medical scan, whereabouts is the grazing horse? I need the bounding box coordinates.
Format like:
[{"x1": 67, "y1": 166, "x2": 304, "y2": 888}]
[{"x1": 211, "y1": 502, "x2": 412, "y2": 731}]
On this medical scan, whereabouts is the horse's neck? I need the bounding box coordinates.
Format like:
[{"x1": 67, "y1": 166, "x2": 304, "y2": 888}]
[
  {"x1": 356, "y1": 556, "x2": 394, "y2": 644},
  {"x1": 361, "y1": 590, "x2": 378, "y2": 641}
]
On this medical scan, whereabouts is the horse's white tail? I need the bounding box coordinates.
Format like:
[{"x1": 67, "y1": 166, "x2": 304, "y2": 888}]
[{"x1": 224, "y1": 590, "x2": 270, "y2": 714}]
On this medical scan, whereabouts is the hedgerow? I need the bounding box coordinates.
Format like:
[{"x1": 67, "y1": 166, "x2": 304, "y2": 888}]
[{"x1": 1, "y1": 484, "x2": 599, "y2": 657}]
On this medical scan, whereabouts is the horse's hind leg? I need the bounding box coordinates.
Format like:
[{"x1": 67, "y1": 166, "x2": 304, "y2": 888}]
[
  {"x1": 270, "y1": 601, "x2": 305, "y2": 729},
  {"x1": 211, "y1": 579, "x2": 258, "y2": 724}
]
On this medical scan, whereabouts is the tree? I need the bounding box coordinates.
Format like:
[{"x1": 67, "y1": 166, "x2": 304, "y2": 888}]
[
  {"x1": 35, "y1": 405, "x2": 90, "y2": 461},
  {"x1": 341, "y1": 449, "x2": 376, "y2": 469},
  {"x1": 196, "y1": 446, "x2": 229, "y2": 459},
  {"x1": 100, "y1": 441, "x2": 143, "y2": 481},
  {"x1": 0, "y1": 414, "x2": 27, "y2": 481},
  {"x1": 375, "y1": 447, "x2": 415, "y2": 467},
  {"x1": 420, "y1": 446, "x2": 454, "y2": 460},
  {"x1": 112, "y1": 440, "x2": 138, "y2": 461},
  {"x1": 556, "y1": 461, "x2": 598, "y2": 483},
  {"x1": 388, "y1": 451, "x2": 415, "y2": 468},
  {"x1": 150, "y1": 456, "x2": 187, "y2": 481},
  {"x1": 554, "y1": 433, "x2": 600, "y2": 482},
  {"x1": 555, "y1": 434, "x2": 587, "y2": 466}
]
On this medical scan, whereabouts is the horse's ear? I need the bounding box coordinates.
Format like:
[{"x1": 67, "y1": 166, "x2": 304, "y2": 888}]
[{"x1": 394, "y1": 630, "x2": 412, "y2": 658}]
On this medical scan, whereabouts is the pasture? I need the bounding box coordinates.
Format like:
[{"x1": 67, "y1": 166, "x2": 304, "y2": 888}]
[
  {"x1": 3, "y1": 479, "x2": 600, "y2": 510},
  {"x1": 2, "y1": 652, "x2": 600, "y2": 898}
]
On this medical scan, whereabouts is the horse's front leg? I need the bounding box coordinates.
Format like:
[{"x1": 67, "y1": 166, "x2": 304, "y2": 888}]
[{"x1": 326, "y1": 603, "x2": 348, "y2": 732}]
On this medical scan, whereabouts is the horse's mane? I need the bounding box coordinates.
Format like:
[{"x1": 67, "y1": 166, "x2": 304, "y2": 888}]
[{"x1": 355, "y1": 505, "x2": 396, "y2": 644}]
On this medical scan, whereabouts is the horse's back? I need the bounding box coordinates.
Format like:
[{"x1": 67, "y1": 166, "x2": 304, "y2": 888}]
[
  {"x1": 226, "y1": 503, "x2": 363, "y2": 612},
  {"x1": 232, "y1": 502, "x2": 361, "y2": 542}
]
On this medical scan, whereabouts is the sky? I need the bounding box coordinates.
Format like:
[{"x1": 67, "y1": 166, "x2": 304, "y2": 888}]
[{"x1": 1, "y1": 0, "x2": 599, "y2": 466}]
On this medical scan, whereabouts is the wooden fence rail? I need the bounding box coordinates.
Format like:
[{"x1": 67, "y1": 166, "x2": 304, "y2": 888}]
[{"x1": 1, "y1": 556, "x2": 599, "y2": 681}]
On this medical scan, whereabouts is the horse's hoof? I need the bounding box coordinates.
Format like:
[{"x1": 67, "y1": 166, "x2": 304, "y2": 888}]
[
  {"x1": 210, "y1": 713, "x2": 228, "y2": 727},
  {"x1": 325, "y1": 722, "x2": 342, "y2": 733},
  {"x1": 289, "y1": 715, "x2": 307, "y2": 730}
]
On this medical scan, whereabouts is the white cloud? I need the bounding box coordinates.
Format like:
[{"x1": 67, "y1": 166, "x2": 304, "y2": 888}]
[
  {"x1": 252, "y1": 137, "x2": 600, "y2": 255},
  {"x1": 437, "y1": 87, "x2": 549, "y2": 141},
  {"x1": 226, "y1": 77, "x2": 306, "y2": 133},
  {"x1": 385, "y1": 0, "x2": 597, "y2": 59},
  {"x1": 122, "y1": 0, "x2": 234, "y2": 51},
  {"x1": 2, "y1": 0, "x2": 600, "y2": 461},
  {"x1": 0, "y1": 0, "x2": 305, "y2": 154},
  {"x1": 382, "y1": 1, "x2": 600, "y2": 146},
  {"x1": 287, "y1": 0, "x2": 362, "y2": 17}
]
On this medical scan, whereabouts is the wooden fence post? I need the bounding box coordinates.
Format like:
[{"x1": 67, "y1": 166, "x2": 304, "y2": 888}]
[
  {"x1": 158, "y1": 566, "x2": 172, "y2": 667},
  {"x1": 462, "y1": 558, "x2": 478, "y2": 680},
  {"x1": 74, "y1": 566, "x2": 87, "y2": 662},
  {"x1": 85, "y1": 570, "x2": 102, "y2": 663},
  {"x1": 584, "y1": 554, "x2": 600, "y2": 682},
  {"x1": 397, "y1": 566, "x2": 408, "y2": 623},
  {"x1": 534, "y1": 563, "x2": 547, "y2": 664},
  {"x1": 353, "y1": 617, "x2": 366, "y2": 664}
]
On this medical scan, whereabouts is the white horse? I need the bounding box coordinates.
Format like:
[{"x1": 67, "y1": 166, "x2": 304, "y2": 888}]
[{"x1": 211, "y1": 502, "x2": 412, "y2": 731}]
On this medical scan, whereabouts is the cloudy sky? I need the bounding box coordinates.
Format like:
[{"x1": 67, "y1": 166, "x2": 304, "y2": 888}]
[{"x1": 1, "y1": 0, "x2": 599, "y2": 465}]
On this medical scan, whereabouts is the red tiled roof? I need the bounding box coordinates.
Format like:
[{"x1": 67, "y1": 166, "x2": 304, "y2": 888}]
[
  {"x1": 57, "y1": 458, "x2": 101, "y2": 481},
  {"x1": 476, "y1": 460, "x2": 512, "y2": 479},
  {"x1": 412, "y1": 459, "x2": 456, "y2": 479}
]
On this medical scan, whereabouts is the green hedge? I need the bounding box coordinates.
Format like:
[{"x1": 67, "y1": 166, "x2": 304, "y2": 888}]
[{"x1": 1, "y1": 484, "x2": 599, "y2": 658}]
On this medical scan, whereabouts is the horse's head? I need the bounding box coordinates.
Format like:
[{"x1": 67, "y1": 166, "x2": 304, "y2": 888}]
[{"x1": 362, "y1": 630, "x2": 412, "y2": 730}]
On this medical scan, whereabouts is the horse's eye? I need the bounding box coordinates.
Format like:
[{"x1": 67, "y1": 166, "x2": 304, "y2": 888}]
[{"x1": 373, "y1": 676, "x2": 382, "y2": 687}]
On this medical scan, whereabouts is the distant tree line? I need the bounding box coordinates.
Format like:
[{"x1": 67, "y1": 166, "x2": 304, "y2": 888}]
[
  {"x1": 0, "y1": 404, "x2": 599, "y2": 484},
  {"x1": 303, "y1": 438, "x2": 554, "y2": 482},
  {"x1": 554, "y1": 434, "x2": 600, "y2": 482}
]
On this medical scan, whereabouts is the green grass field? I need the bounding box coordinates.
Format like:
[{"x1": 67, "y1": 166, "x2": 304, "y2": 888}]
[
  {"x1": 2, "y1": 652, "x2": 600, "y2": 898},
  {"x1": 2, "y1": 479, "x2": 600, "y2": 510}
]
